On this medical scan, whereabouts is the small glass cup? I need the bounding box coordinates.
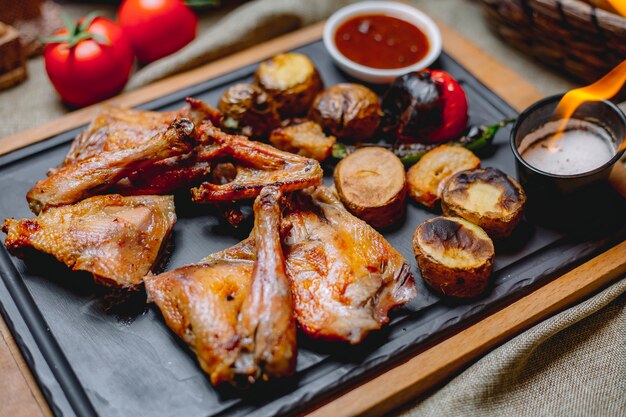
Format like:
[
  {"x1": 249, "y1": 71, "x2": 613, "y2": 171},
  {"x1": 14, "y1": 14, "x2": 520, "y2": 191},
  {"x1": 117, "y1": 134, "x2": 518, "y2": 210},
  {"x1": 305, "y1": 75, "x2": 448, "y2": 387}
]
[{"x1": 510, "y1": 95, "x2": 626, "y2": 232}]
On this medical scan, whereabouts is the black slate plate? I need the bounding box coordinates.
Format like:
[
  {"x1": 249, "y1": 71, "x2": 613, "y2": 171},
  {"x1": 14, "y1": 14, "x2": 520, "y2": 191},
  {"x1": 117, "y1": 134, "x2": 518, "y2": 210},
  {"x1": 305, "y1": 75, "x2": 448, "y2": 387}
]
[{"x1": 0, "y1": 40, "x2": 624, "y2": 417}]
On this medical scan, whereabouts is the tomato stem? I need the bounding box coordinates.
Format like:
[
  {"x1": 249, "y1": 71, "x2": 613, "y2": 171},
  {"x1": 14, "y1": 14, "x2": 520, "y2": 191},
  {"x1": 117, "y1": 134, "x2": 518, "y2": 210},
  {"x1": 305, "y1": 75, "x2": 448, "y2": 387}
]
[{"x1": 42, "y1": 11, "x2": 110, "y2": 48}]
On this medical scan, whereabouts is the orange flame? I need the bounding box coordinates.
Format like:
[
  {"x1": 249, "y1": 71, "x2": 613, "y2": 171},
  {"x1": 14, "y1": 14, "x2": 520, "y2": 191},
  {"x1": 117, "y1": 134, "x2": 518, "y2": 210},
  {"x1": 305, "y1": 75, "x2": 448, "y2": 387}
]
[
  {"x1": 550, "y1": 60, "x2": 626, "y2": 152},
  {"x1": 606, "y1": 0, "x2": 626, "y2": 17},
  {"x1": 544, "y1": 2, "x2": 626, "y2": 153},
  {"x1": 555, "y1": 60, "x2": 626, "y2": 127}
]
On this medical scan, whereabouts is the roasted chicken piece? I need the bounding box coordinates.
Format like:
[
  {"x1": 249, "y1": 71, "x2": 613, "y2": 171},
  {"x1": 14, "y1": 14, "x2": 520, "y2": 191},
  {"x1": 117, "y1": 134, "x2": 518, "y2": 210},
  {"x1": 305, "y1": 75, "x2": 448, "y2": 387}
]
[
  {"x1": 27, "y1": 119, "x2": 196, "y2": 214},
  {"x1": 112, "y1": 157, "x2": 212, "y2": 196},
  {"x1": 2, "y1": 194, "x2": 176, "y2": 288},
  {"x1": 145, "y1": 187, "x2": 297, "y2": 386},
  {"x1": 281, "y1": 186, "x2": 416, "y2": 343},
  {"x1": 233, "y1": 186, "x2": 416, "y2": 343},
  {"x1": 191, "y1": 123, "x2": 323, "y2": 202},
  {"x1": 56, "y1": 97, "x2": 221, "y2": 171},
  {"x1": 269, "y1": 121, "x2": 336, "y2": 162}
]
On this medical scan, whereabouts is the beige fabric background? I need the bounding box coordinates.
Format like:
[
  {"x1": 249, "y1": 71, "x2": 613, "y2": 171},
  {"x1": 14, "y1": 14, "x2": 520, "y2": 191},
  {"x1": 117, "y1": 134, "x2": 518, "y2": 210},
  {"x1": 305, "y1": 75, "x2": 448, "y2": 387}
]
[
  {"x1": 396, "y1": 279, "x2": 626, "y2": 417},
  {"x1": 0, "y1": 1, "x2": 624, "y2": 416}
]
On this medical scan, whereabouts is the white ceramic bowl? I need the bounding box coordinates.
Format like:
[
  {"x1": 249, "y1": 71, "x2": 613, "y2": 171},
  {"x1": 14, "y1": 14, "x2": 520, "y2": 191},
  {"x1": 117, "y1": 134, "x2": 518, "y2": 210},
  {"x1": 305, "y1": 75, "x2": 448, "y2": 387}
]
[{"x1": 323, "y1": 1, "x2": 442, "y2": 84}]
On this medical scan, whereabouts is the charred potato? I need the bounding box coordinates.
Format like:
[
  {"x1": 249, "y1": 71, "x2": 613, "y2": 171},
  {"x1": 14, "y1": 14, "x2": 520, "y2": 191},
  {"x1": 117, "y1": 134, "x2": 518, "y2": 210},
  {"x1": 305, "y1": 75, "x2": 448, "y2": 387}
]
[
  {"x1": 218, "y1": 83, "x2": 281, "y2": 138},
  {"x1": 269, "y1": 121, "x2": 336, "y2": 161},
  {"x1": 441, "y1": 167, "x2": 526, "y2": 238},
  {"x1": 407, "y1": 145, "x2": 481, "y2": 208},
  {"x1": 334, "y1": 147, "x2": 406, "y2": 229},
  {"x1": 413, "y1": 216, "x2": 494, "y2": 298},
  {"x1": 254, "y1": 53, "x2": 323, "y2": 118},
  {"x1": 308, "y1": 83, "x2": 381, "y2": 142}
]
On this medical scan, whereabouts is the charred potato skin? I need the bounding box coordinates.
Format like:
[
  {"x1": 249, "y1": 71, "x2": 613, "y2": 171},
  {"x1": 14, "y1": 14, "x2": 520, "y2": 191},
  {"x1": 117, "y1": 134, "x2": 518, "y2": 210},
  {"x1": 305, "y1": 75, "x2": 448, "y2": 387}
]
[
  {"x1": 254, "y1": 53, "x2": 324, "y2": 118},
  {"x1": 334, "y1": 147, "x2": 407, "y2": 229},
  {"x1": 413, "y1": 217, "x2": 494, "y2": 298},
  {"x1": 441, "y1": 168, "x2": 526, "y2": 239},
  {"x1": 406, "y1": 145, "x2": 481, "y2": 209},
  {"x1": 218, "y1": 83, "x2": 281, "y2": 138},
  {"x1": 308, "y1": 83, "x2": 381, "y2": 142}
]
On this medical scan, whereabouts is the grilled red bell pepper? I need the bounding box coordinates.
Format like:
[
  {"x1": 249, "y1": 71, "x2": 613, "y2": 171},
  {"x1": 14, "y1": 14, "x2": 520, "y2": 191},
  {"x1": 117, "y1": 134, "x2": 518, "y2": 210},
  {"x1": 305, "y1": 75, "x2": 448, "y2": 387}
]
[{"x1": 381, "y1": 70, "x2": 469, "y2": 144}]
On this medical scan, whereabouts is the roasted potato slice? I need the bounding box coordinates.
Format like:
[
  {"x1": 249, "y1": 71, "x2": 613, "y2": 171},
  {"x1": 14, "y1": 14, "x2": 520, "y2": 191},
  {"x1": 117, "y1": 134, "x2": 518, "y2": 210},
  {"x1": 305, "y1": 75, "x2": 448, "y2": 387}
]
[
  {"x1": 308, "y1": 83, "x2": 381, "y2": 142},
  {"x1": 269, "y1": 121, "x2": 336, "y2": 161},
  {"x1": 334, "y1": 147, "x2": 406, "y2": 229},
  {"x1": 407, "y1": 145, "x2": 480, "y2": 208},
  {"x1": 254, "y1": 53, "x2": 324, "y2": 118},
  {"x1": 218, "y1": 83, "x2": 281, "y2": 138},
  {"x1": 441, "y1": 167, "x2": 526, "y2": 238},
  {"x1": 413, "y1": 216, "x2": 494, "y2": 298}
]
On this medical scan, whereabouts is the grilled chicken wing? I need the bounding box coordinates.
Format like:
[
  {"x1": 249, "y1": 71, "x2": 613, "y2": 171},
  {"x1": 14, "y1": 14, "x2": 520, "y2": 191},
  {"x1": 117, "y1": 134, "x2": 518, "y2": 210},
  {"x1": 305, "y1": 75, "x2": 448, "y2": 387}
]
[
  {"x1": 191, "y1": 123, "x2": 323, "y2": 202},
  {"x1": 57, "y1": 98, "x2": 220, "y2": 171},
  {"x1": 27, "y1": 119, "x2": 196, "y2": 214},
  {"x1": 113, "y1": 157, "x2": 212, "y2": 196},
  {"x1": 2, "y1": 194, "x2": 176, "y2": 288},
  {"x1": 282, "y1": 186, "x2": 415, "y2": 343},
  {"x1": 145, "y1": 187, "x2": 296, "y2": 386}
]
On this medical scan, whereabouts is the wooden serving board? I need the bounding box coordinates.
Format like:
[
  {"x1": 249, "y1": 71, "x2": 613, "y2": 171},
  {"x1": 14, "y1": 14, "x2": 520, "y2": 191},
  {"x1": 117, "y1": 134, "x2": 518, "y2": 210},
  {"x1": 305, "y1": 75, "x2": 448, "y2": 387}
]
[{"x1": 0, "y1": 20, "x2": 625, "y2": 417}]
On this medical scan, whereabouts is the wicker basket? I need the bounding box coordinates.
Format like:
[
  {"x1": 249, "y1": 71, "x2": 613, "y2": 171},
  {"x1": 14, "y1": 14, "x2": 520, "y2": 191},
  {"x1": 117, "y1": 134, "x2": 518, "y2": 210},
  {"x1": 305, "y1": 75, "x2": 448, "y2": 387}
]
[{"x1": 478, "y1": 0, "x2": 626, "y2": 83}]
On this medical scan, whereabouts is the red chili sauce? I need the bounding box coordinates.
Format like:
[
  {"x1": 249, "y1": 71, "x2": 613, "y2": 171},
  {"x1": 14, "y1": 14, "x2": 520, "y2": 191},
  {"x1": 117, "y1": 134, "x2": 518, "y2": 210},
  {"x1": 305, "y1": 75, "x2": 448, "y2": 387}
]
[{"x1": 334, "y1": 14, "x2": 430, "y2": 69}]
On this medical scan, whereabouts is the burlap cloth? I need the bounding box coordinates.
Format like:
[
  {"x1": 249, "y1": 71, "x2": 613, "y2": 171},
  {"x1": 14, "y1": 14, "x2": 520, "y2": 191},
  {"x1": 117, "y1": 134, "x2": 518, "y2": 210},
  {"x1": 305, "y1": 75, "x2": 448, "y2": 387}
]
[{"x1": 0, "y1": 1, "x2": 624, "y2": 415}]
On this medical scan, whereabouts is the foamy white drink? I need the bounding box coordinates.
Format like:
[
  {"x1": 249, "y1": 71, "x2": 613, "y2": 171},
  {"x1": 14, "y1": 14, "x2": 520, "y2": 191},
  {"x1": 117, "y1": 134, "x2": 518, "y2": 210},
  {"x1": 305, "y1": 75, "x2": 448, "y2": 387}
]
[{"x1": 518, "y1": 119, "x2": 615, "y2": 176}]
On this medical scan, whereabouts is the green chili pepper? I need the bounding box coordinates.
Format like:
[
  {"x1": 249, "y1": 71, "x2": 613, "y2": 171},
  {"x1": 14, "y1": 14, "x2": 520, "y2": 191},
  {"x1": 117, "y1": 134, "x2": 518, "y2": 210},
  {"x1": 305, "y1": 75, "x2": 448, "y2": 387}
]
[{"x1": 332, "y1": 119, "x2": 515, "y2": 166}]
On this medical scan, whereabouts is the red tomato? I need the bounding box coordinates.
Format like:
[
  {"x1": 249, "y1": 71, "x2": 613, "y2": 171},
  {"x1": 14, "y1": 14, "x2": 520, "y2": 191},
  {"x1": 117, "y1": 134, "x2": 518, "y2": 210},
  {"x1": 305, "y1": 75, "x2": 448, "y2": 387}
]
[
  {"x1": 118, "y1": 0, "x2": 197, "y2": 63},
  {"x1": 44, "y1": 17, "x2": 134, "y2": 107}
]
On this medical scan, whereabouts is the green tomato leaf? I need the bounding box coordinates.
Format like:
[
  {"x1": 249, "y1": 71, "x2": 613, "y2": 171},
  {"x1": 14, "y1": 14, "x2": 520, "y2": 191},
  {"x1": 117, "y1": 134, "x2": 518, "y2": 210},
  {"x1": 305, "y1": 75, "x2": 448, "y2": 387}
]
[
  {"x1": 60, "y1": 14, "x2": 76, "y2": 33},
  {"x1": 90, "y1": 33, "x2": 110, "y2": 46},
  {"x1": 68, "y1": 31, "x2": 91, "y2": 48},
  {"x1": 41, "y1": 34, "x2": 72, "y2": 45},
  {"x1": 79, "y1": 11, "x2": 102, "y2": 32}
]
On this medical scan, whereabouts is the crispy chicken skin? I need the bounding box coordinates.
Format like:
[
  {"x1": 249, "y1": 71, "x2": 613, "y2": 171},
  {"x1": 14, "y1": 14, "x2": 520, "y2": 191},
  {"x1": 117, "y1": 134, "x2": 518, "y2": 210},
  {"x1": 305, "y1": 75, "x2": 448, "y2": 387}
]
[
  {"x1": 281, "y1": 186, "x2": 416, "y2": 344},
  {"x1": 30, "y1": 99, "x2": 321, "y2": 212},
  {"x1": 191, "y1": 123, "x2": 323, "y2": 202},
  {"x1": 269, "y1": 121, "x2": 336, "y2": 162},
  {"x1": 145, "y1": 187, "x2": 297, "y2": 386},
  {"x1": 113, "y1": 157, "x2": 212, "y2": 196},
  {"x1": 45, "y1": 99, "x2": 220, "y2": 199},
  {"x1": 232, "y1": 186, "x2": 416, "y2": 344},
  {"x1": 27, "y1": 119, "x2": 196, "y2": 214},
  {"x1": 56, "y1": 98, "x2": 221, "y2": 171},
  {"x1": 2, "y1": 195, "x2": 176, "y2": 288}
]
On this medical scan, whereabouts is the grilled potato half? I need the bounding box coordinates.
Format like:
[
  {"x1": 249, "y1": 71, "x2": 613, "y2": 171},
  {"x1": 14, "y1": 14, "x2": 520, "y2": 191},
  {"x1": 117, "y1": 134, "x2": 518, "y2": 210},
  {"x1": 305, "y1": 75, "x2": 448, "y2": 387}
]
[
  {"x1": 413, "y1": 216, "x2": 494, "y2": 298},
  {"x1": 334, "y1": 147, "x2": 406, "y2": 229},
  {"x1": 441, "y1": 167, "x2": 526, "y2": 238},
  {"x1": 254, "y1": 53, "x2": 324, "y2": 118},
  {"x1": 218, "y1": 83, "x2": 281, "y2": 138},
  {"x1": 407, "y1": 145, "x2": 481, "y2": 208},
  {"x1": 269, "y1": 121, "x2": 336, "y2": 162},
  {"x1": 308, "y1": 83, "x2": 381, "y2": 142}
]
